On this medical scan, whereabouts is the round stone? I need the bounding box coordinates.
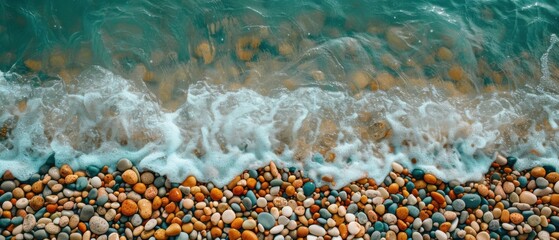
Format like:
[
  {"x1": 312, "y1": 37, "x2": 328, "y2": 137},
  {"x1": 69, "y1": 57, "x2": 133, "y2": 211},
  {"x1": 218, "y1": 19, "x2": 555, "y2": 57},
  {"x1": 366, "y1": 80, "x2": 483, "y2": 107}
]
[
  {"x1": 117, "y1": 158, "x2": 133, "y2": 171},
  {"x1": 452, "y1": 199, "x2": 466, "y2": 211},
  {"x1": 122, "y1": 170, "x2": 138, "y2": 185},
  {"x1": 121, "y1": 199, "x2": 138, "y2": 216},
  {"x1": 282, "y1": 206, "x2": 293, "y2": 217},
  {"x1": 461, "y1": 194, "x2": 481, "y2": 208},
  {"x1": 308, "y1": 225, "x2": 326, "y2": 236},
  {"x1": 257, "y1": 212, "x2": 276, "y2": 230},
  {"x1": 0, "y1": 181, "x2": 16, "y2": 192},
  {"x1": 222, "y1": 209, "x2": 235, "y2": 224},
  {"x1": 145, "y1": 219, "x2": 157, "y2": 231},
  {"x1": 303, "y1": 182, "x2": 316, "y2": 196},
  {"x1": 79, "y1": 205, "x2": 95, "y2": 221},
  {"x1": 527, "y1": 215, "x2": 541, "y2": 227},
  {"x1": 347, "y1": 221, "x2": 361, "y2": 235},
  {"x1": 536, "y1": 177, "x2": 549, "y2": 189},
  {"x1": 89, "y1": 216, "x2": 109, "y2": 235},
  {"x1": 519, "y1": 192, "x2": 537, "y2": 205}
]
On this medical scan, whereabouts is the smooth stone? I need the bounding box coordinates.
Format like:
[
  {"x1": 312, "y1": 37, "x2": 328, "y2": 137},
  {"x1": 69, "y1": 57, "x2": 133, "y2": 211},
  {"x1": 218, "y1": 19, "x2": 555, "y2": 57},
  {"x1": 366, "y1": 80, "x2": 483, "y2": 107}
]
[
  {"x1": 33, "y1": 230, "x2": 48, "y2": 240},
  {"x1": 90, "y1": 177, "x2": 102, "y2": 188},
  {"x1": 145, "y1": 219, "x2": 157, "y2": 231},
  {"x1": 79, "y1": 205, "x2": 95, "y2": 221},
  {"x1": 282, "y1": 206, "x2": 293, "y2": 217},
  {"x1": 22, "y1": 214, "x2": 36, "y2": 232},
  {"x1": 519, "y1": 192, "x2": 537, "y2": 205},
  {"x1": 347, "y1": 222, "x2": 361, "y2": 235},
  {"x1": 435, "y1": 230, "x2": 447, "y2": 240},
  {"x1": 75, "y1": 177, "x2": 88, "y2": 191},
  {"x1": 462, "y1": 194, "x2": 481, "y2": 208},
  {"x1": 303, "y1": 182, "x2": 316, "y2": 196},
  {"x1": 452, "y1": 199, "x2": 466, "y2": 211},
  {"x1": 45, "y1": 223, "x2": 60, "y2": 235},
  {"x1": 0, "y1": 181, "x2": 16, "y2": 192},
  {"x1": 117, "y1": 158, "x2": 133, "y2": 171},
  {"x1": 242, "y1": 219, "x2": 257, "y2": 230},
  {"x1": 308, "y1": 225, "x2": 326, "y2": 236},
  {"x1": 242, "y1": 197, "x2": 253, "y2": 210},
  {"x1": 382, "y1": 213, "x2": 397, "y2": 225},
  {"x1": 257, "y1": 212, "x2": 276, "y2": 230},
  {"x1": 222, "y1": 209, "x2": 235, "y2": 224},
  {"x1": 527, "y1": 215, "x2": 541, "y2": 227},
  {"x1": 536, "y1": 177, "x2": 549, "y2": 189},
  {"x1": 89, "y1": 216, "x2": 109, "y2": 235}
]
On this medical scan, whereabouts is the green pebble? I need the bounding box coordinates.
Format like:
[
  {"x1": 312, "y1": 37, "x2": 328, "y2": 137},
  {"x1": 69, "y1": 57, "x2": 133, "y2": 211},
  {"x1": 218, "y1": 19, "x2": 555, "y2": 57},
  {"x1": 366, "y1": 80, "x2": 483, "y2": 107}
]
[
  {"x1": 76, "y1": 177, "x2": 88, "y2": 191},
  {"x1": 303, "y1": 182, "x2": 316, "y2": 196}
]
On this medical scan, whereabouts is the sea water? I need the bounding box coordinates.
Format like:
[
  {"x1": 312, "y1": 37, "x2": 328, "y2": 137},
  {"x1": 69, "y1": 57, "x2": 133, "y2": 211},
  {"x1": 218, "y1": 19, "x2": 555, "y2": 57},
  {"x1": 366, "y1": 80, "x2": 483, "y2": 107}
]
[{"x1": 0, "y1": 1, "x2": 558, "y2": 188}]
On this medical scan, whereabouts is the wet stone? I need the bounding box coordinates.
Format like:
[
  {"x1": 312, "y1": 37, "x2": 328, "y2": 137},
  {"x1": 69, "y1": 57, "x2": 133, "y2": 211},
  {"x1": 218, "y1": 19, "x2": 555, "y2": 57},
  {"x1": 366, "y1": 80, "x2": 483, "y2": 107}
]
[
  {"x1": 462, "y1": 194, "x2": 481, "y2": 208},
  {"x1": 303, "y1": 182, "x2": 316, "y2": 196}
]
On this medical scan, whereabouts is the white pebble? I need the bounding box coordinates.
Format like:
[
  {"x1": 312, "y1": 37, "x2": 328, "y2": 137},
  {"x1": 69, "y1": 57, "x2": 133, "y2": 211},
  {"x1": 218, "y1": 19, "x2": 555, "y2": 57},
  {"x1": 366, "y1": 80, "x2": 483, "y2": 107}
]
[
  {"x1": 347, "y1": 221, "x2": 361, "y2": 235},
  {"x1": 281, "y1": 206, "x2": 293, "y2": 217}
]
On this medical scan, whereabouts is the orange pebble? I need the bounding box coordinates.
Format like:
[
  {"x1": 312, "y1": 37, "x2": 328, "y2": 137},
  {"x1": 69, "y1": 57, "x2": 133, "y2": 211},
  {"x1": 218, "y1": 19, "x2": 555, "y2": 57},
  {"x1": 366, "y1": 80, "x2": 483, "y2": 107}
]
[
  {"x1": 121, "y1": 199, "x2": 138, "y2": 216},
  {"x1": 423, "y1": 174, "x2": 437, "y2": 184},
  {"x1": 232, "y1": 186, "x2": 244, "y2": 196},
  {"x1": 168, "y1": 188, "x2": 183, "y2": 202},
  {"x1": 182, "y1": 176, "x2": 197, "y2": 187},
  {"x1": 246, "y1": 178, "x2": 257, "y2": 189},
  {"x1": 133, "y1": 183, "x2": 147, "y2": 194},
  {"x1": 231, "y1": 218, "x2": 244, "y2": 229},
  {"x1": 194, "y1": 192, "x2": 205, "y2": 202},
  {"x1": 431, "y1": 192, "x2": 445, "y2": 204},
  {"x1": 210, "y1": 188, "x2": 223, "y2": 201},
  {"x1": 165, "y1": 202, "x2": 176, "y2": 213}
]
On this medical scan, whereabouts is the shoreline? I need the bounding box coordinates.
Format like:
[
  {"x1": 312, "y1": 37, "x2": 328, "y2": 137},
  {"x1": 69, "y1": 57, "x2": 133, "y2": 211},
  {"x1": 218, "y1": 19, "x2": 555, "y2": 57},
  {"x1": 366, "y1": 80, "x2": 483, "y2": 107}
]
[{"x1": 0, "y1": 156, "x2": 558, "y2": 240}]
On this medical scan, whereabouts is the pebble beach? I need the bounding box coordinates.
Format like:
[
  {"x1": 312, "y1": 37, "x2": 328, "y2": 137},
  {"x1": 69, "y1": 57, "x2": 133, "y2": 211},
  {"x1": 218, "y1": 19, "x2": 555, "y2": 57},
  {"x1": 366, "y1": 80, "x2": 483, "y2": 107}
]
[{"x1": 1, "y1": 156, "x2": 558, "y2": 240}]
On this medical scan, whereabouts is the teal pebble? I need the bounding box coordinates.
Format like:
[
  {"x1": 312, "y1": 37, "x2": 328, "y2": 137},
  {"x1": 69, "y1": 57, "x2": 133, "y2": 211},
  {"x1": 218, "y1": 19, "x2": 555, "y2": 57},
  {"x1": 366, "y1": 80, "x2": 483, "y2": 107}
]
[
  {"x1": 407, "y1": 206, "x2": 419, "y2": 217},
  {"x1": 248, "y1": 170, "x2": 258, "y2": 178},
  {"x1": 432, "y1": 212, "x2": 445, "y2": 223},
  {"x1": 231, "y1": 203, "x2": 241, "y2": 212},
  {"x1": 411, "y1": 169, "x2": 425, "y2": 179},
  {"x1": 318, "y1": 208, "x2": 332, "y2": 219},
  {"x1": 76, "y1": 177, "x2": 88, "y2": 191},
  {"x1": 11, "y1": 216, "x2": 23, "y2": 225},
  {"x1": 0, "y1": 219, "x2": 10, "y2": 228},
  {"x1": 0, "y1": 192, "x2": 12, "y2": 203},
  {"x1": 462, "y1": 194, "x2": 481, "y2": 208},
  {"x1": 257, "y1": 212, "x2": 275, "y2": 230},
  {"x1": 374, "y1": 221, "x2": 384, "y2": 231},
  {"x1": 86, "y1": 166, "x2": 100, "y2": 177},
  {"x1": 423, "y1": 196, "x2": 432, "y2": 205},
  {"x1": 453, "y1": 186, "x2": 464, "y2": 194},
  {"x1": 303, "y1": 182, "x2": 316, "y2": 196},
  {"x1": 242, "y1": 197, "x2": 253, "y2": 210},
  {"x1": 405, "y1": 182, "x2": 415, "y2": 191},
  {"x1": 246, "y1": 190, "x2": 257, "y2": 205},
  {"x1": 270, "y1": 179, "x2": 283, "y2": 187},
  {"x1": 96, "y1": 195, "x2": 109, "y2": 206},
  {"x1": 88, "y1": 188, "x2": 98, "y2": 199},
  {"x1": 518, "y1": 176, "x2": 528, "y2": 187}
]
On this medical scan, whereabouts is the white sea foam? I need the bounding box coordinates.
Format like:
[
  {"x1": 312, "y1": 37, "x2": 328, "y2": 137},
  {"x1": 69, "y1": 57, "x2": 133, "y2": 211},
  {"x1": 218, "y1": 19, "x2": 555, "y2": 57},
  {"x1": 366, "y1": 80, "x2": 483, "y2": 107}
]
[{"x1": 1, "y1": 64, "x2": 559, "y2": 188}]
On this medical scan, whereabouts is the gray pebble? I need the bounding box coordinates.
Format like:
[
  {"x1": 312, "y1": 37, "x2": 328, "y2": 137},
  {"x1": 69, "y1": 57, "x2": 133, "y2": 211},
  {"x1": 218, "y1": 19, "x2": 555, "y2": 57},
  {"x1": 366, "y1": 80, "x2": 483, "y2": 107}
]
[
  {"x1": 131, "y1": 214, "x2": 142, "y2": 227},
  {"x1": 117, "y1": 158, "x2": 133, "y2": 171},
  {"x1": 0, "y1": 181, "x2": 16, "y2": 192},
  {"x1": 89, "y1": 216, "x2": 109, "y2": 235},
  {"x1": 79, "y1": 205, "x2": 95, "y2": 221},
  {"x1": 452, "y1": 199, "x2": 465, "y2": 211}
]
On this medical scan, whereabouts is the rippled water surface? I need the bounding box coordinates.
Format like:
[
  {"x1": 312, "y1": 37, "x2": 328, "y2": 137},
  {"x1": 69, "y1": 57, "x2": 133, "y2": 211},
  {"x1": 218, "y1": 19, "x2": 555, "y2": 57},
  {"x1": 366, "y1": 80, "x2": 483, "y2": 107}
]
[{"x1": 1, "y1": 1, "x2": 559, "y2": 187}]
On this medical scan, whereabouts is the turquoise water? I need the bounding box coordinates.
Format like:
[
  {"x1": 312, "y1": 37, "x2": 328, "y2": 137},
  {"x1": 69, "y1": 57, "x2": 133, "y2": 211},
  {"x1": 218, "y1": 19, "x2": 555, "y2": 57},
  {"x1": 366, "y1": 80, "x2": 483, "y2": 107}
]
[{"x1": 1, "y1": 1, "x2": 558, "y2": 187}]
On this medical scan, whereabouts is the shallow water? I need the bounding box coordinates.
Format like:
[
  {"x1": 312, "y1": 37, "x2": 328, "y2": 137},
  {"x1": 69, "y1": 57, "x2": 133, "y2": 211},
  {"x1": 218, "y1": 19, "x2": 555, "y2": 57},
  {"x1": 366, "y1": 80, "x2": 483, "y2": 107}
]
[{"x1": 1, "y1": 1, "x2": 559, "y2": 187}]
